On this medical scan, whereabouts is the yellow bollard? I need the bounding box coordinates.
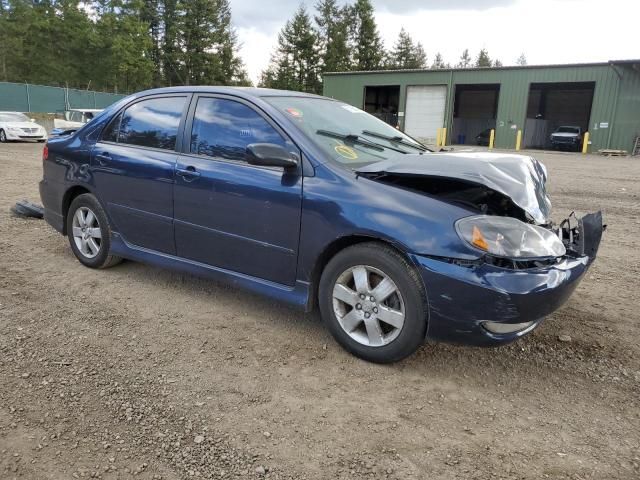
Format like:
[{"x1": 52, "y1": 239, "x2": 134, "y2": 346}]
[
  {"x1": 442, "y1": 127, "x2": 447, "y2": 147},
  {"x1": 435, "y1": 128, "x2": 442, "y2": 147},
  {"x1": 515, "y1": 129, "x2": 522, "y2": 151},
  {"x1": 488, "y1": 129, "x2": 495, "y2": 149},
  {"x1": 582, "y1": 131, "x2": 590, "y2": 154}
]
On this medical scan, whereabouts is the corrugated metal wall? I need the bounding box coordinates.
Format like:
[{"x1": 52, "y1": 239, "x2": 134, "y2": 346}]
[
  {"x1": 0, "y1": 82, "x2": 125, "y2": 113},
  {"x1": 323, "y1": 64, "x2": 640, "y2": 152}
]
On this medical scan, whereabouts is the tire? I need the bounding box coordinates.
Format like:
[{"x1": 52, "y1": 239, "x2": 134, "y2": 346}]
[
  {"x1": 319, "y1": 242, "x2": 428, "y2": 363},
  {"x1": 66, "y1": 193, "x2": 122, "y2": 269},
  {"x1": 0, "y1": 129, "x2": 7, "y2": 143},
  {"x1": 37, "y1": 139, "x2": 46, "y2": 143}
]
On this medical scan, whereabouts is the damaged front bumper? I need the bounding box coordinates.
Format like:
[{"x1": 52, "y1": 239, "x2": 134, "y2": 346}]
[{"x1": 413, "y1": 211, "x2": 604, "y2": 346}]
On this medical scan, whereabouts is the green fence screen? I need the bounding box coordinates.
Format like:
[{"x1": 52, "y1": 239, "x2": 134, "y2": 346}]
[{"x1": 0, "y1": 82, "x2": 126, "y2": 112}]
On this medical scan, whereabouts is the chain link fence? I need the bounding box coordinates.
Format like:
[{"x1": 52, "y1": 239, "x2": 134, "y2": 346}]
[{"x1": 0, "y1": 82, "x2": 125, "y2": 113}]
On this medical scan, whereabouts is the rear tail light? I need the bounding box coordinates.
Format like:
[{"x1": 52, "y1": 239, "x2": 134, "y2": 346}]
[{"x1": 42, "y1": 143, "x2": 48, "y2": 162}]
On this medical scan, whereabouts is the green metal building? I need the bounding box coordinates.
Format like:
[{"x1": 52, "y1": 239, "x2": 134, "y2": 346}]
[{"x1": 323, "y1": 60, "x2": 640, "y2": 153}]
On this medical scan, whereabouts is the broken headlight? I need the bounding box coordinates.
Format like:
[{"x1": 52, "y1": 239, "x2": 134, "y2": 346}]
[{"x1": 456, "y1": 215, "x2": 566, "y2": 259}]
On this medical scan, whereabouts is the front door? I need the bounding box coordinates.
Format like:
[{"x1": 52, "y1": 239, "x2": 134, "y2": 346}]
[
  {"x1": 173, "y1": 95, "x2": 303, "y2": 286},
  {"x1": 91, "y1": 94, "x2": 188, "y2": 254}
]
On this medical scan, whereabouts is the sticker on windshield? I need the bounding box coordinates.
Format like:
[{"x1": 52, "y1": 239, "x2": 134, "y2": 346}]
[
  {"x1": 342, "y1": 105, "x2": 364, "y2": 114},
  {"x1": 285, "y1": 107, "x2": 303, "y2": 118},
  {"x1": 335, "y1": 144, "x2": 358, "y2": 160}
]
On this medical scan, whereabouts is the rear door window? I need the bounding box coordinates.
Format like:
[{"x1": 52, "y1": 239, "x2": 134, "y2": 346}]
[
  {"x1": 118, "y1": 96, "x2": 186, "y2": 150},
  {"x1": 190, "y1": 97, "x2": 287, "y2": 162}
]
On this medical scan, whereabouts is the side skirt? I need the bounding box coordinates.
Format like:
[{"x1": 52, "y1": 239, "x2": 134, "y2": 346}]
[{"x1": 109, "y1": 233, "x2": 312, "y2": 311}]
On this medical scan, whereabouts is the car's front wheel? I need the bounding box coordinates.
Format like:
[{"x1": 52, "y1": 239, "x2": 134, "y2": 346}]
[
  {"x1": 66, "y1": 193, "x2": 121, "y2": 269},
  {"x1": 0, "y1": 129, "x2": 7, "y2": 143},
  {"x1": 319, "y1": 242, "x2": 428, "y2": 363}
]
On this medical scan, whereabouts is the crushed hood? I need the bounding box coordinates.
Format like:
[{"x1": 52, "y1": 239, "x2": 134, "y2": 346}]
[{"x1": 356, "y1": 151, "x2": 552, "y2": 224}]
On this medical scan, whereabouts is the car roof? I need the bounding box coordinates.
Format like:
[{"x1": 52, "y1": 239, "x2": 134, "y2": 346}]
[
  {"x1": 0, "y1": 111, "x2": 28, "y2": 114},
  {"x1": 131, "y1": 86, "x2": 330, "y2": 100},
  {"x1": 68, "y1": 108, "x2": 103, "y2": 112}
]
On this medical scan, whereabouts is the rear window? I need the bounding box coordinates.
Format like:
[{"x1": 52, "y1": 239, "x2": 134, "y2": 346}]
[
  {"x1": 557, "y1": 127, "x2": 580, "y2": 134},
  {"x1": 117, "y1": 97, "x2": 186, "y2": 150}
]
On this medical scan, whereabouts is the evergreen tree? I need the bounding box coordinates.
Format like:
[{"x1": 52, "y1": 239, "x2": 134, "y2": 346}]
[
  {"x1": 456, "y1": 48, "x2": 472, "y2": 68},
  {"x1": 349, "y1": 0, "x2": 384, "y2": 70},
  {"x1": 260, "y1": 6, "x2": 321, "y2": 93},
  {"x1": 387, "y1": 28, "x2": 426, "y2": 70},
  {"x1": 314, "y1": 0, "x2": 350, "y2": 73},
  {"x1": 475, "y1": 48, "x2": 492, "y2": 67},
  {"x1": 516, "y1": 53, "x2": 527, "y2": 66},
  {"x1": 95, "y1": 0, "x2": 155, "y2": 93},
  {"x1": 431, "y1": 52, "x2": 448, "y2": 69},
  {"x1": 493, "y1": 58, "x2": 503, "y2": 67}
]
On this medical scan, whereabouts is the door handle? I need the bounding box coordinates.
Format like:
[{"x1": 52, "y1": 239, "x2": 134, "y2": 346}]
[
  {"x1": 176, "y1": 166, "x2": 201, "y2": 181},
  {"x1": 95, "y1": 152, "x2": 111, "y2": 166}
]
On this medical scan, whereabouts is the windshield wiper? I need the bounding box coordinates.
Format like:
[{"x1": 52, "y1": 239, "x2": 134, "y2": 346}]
[
  {"x1": 361, "y1": 130, "x2": 430, "y2": 152},
  {"x1": 316, "y1": 129, "x2": 408, "y2": 154}
]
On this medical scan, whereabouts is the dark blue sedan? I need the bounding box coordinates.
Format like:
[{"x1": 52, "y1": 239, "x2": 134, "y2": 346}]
[{"x1": 39, "y1": 87, "x2": 603, "y2": 363}]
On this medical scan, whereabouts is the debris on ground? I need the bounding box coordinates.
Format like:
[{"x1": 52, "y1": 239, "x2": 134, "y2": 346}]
[{"x1": 10, "y1": 199, "x2": 44, "y2": 218}]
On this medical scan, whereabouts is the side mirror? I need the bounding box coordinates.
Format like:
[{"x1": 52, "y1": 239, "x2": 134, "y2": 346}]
[{"x1": 246, "y1": 143, "x2": 298, "y2": 170}]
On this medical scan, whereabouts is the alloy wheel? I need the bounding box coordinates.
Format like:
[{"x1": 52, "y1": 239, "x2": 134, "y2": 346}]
[
  {"x1": 332, "y1": 265, "x2": 405, "y2": 347},
  {"x1": 72, "y1": 206, "x2": 102, "y2": 258}
]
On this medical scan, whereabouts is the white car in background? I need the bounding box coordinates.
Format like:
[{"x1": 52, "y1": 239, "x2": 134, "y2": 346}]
[
  {"x1": 0, "y1": 111, "x2": 47, "y2": 142},
  {"x1": 50, "y1": 108, "x2": 102, "y2": 136}
]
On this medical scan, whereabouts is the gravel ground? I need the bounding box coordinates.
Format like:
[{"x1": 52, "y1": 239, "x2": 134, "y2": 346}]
[{"x1": 1, "y1": 142, "x2": 639, "y2": 479}]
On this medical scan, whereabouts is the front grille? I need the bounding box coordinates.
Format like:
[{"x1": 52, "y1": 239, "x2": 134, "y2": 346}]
[
  {"x1": 552, "y1": 136, "x2": 576, "y2": 144},
  {"x1": 21, "y1": 128, "x2": 38, "y2": 134}
]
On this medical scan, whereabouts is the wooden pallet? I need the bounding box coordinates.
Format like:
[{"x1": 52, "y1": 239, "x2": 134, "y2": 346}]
[{"x1": 598, "y1": 149, "x2": 629, "y2": 157}]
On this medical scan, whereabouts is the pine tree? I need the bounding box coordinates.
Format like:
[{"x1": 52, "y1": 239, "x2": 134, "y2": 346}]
[
  {"x1": 314, "y1": 0, "x2": 350, "y2": 73},
  {"x1": 431, "y1": 52, "x2": 448, "y2": 69},
  {"x1": 456, "y1": 49, "x2": 472, "y2": 68},
  {"x1": 387, "y1": 29, "x2": 426, "y2": 70},
  {"x1": 349, "y1": 0, "x2": 384, "y2": 70},
  {"x1": 493, "y1": 59, "x2": 503, "y2": 68},
  {"x1": 476, "y1": 48, "x2": 492, "y2": 67},
  {"x1": 260, "y1": 6, "x2": 321, "y2": 93},
  {"x1": 516, "y1": 53, "x2": 527, "y2": 66}
]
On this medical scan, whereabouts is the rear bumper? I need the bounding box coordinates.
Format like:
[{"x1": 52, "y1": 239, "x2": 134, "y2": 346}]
[
  {"x1": 413, "y1": 254, "x2": 590, "y2": 347},
  {"x1": 39, "y1": 179, "x2": 65, "y2": 233}
]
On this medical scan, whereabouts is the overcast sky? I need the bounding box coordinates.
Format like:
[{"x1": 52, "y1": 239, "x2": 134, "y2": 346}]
[{"x1": 232, "y1": 0, "x2": 639, "y2": 83}]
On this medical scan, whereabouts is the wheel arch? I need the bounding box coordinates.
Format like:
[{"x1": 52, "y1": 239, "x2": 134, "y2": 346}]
[
  {"x1": 308, "y1": 234, "x2": 418, "y2": 312},
  {"x1": 61, "y1": 185, "x2": 92, "y2": 235}
]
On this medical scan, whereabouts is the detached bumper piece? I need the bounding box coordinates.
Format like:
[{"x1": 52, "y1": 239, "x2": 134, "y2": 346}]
[
  {"x1": 559, "y1": 211, "x2": 605, "y2": 263},
  {"x1": 11, "y1": 200, "x2": 44, "y2": 219}
]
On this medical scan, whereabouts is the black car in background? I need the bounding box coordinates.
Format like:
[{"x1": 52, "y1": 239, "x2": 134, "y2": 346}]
[{"x1": 475, "y1": 128, "x2": 492, "y2": 146}]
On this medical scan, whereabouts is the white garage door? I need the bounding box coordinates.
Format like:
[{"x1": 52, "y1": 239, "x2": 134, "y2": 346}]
[{"x1": 404, "y1": 85, "x2": 447, "y2": 144}]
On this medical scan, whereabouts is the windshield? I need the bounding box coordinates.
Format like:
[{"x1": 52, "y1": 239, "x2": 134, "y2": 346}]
[
  {"x1": 264, "y1": 97, "x2": 427, "y2": 167},
  {"x1": 556, "y1": 126, "x2": 580, "y2": 133},
  {"x1": 0, "y1": 112, "x2": 30, "y2": 122}
]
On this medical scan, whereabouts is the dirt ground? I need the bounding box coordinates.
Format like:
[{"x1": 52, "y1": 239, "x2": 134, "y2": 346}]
[{"x1": 1, "y1": 142, "x2": 639, "y2": 480}]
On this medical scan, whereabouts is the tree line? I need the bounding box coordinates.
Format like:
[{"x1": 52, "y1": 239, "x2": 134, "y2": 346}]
[
  {"x1": 0, "y1": 0, "x2": 528, "y2": 94},
  {"x1": 259, "y1": 0, "x2": 524, "y2": 93},
  {"x1": 0, "y1": 0, "x2": 250, "y2": 93}
]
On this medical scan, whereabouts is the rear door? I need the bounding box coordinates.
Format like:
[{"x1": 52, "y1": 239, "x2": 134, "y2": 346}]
[
  {"x1": 173, "y1": 94, "x2": 303, "y2": 286},
  {"x1": 404, "y1": 85, "x2": 447, "y2": 144},
  {"x1": 91, "y1": 94, "x2": 189, "y2": 254}
]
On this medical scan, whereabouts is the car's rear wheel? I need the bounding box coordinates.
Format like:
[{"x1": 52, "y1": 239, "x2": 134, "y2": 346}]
[
  {"x1": 0, "y1": 130, "x2": 7, "y2": 143},
  {"x1": 319, "y1": 242, "x2": 427, "y2": 363},
  {"x1": 66, "y1": 193, "x2": 121, "y2": 269}
]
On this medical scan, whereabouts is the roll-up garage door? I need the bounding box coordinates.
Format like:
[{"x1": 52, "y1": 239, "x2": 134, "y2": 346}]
[{"x1": 404, "y1": 85, "x2": 447, "y2": 144}]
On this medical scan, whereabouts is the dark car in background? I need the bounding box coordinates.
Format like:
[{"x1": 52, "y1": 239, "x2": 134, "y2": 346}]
[
  {"x1": 475, "y1": 128, "x2": 492, "y2": 146},
  {"x1": 39, "y1": 87, "x2": 604, "y2": 363}
]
